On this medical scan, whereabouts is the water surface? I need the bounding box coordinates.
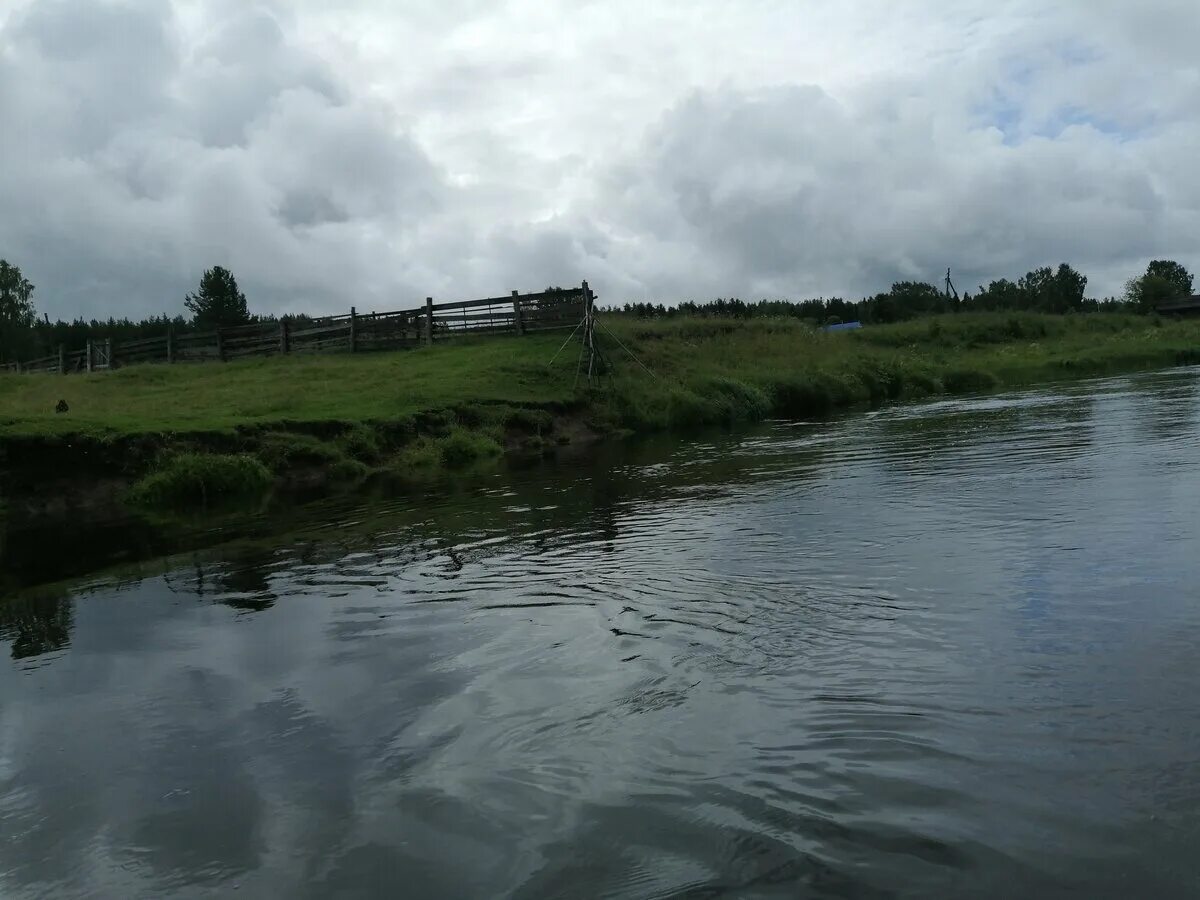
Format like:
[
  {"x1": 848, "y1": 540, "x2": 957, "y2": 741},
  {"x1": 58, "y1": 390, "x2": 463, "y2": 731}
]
[{"x1": 3, "y1": 369, "x2": 1199, "y2": 898}]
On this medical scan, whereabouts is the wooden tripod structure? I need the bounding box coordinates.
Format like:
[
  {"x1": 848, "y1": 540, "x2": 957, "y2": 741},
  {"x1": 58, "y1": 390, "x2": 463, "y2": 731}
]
[
  {"x1": 551, "y1": 280, "x2": 657, "y2": 387},
  {"x1": 575, "y1": 281, "x2": 609, "y2": 386}
]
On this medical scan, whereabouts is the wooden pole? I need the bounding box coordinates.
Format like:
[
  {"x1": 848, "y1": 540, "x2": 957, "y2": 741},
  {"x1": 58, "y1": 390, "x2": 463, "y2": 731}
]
[
  {"x1": 424, "y1": 297, "x2": 433, "y2": 346},
  {"x1": 280, "y1": 318, "x2": 289, "y2": 354},
  {"x1": 105, "y1": 337, "x2": 113, "y2": 369},
  {"x1": 215, "y1": 328, "x2": 225, "y2": 362},
  {"x1": 166, "y1": 327, "x2": 174, "y2": 364},
  {"x1": 58, "y1": 344, "x2": 65, "y2": 375},
  {"x1": 582, "y1": 280, "x2": 597, "y2": 384},
  {"x1": 86, "y1": 338, "x2": 93, "y2": 373},
  {"x1": 349, "y1": 306, "x2": 357, "y2": 353},
  {"x1": 581, "y1": 280, "x2": 594, "y2": 354},
  {"x1": 512, "y1": 290, "x2": 523, "y2": 336}
]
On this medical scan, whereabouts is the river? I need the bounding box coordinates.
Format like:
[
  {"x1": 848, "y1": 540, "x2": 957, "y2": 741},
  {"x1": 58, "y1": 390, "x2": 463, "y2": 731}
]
[{"x1": 2, "y1": 368, "x2": 1199, "y2": 898}]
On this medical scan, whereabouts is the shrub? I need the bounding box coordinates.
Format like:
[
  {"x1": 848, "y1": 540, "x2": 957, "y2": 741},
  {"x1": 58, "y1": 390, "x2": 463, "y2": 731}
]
[
  {"x1": 394, "y1": 437, "x2": 442, "y2": 471},
  {"x1": 767, "y1": 373, "x2": 856, "y2": 417},
  {"x1": 664, "y1": 387, "x2": 720, "y2": 428},
  {"x1": 391, "y1": 428, "x2": 504, "y2": 473},
  {"x1": 128, "y1": 453, "x2": 272, "y2": 507},
  {"x1": 439, "y1": 428, "x2": 503, "y2": 467},
  {"x1": 693, "y1": 376, "x2": 772, "y2": 423},
  {"x1": 256, "y1": 432, "x2": 345, "y2": 472},
  {"x1": 335, "y1": 424, "x2": 382, "y2": 463},
  {"x1": 851, "y1": 360, "x2": 907, "y2": 404}
]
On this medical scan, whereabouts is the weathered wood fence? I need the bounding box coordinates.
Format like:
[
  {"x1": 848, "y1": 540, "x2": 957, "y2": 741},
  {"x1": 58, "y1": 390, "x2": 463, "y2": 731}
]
[{"x1": 3, "y1": 282, "x2": 592, "y2": 375}]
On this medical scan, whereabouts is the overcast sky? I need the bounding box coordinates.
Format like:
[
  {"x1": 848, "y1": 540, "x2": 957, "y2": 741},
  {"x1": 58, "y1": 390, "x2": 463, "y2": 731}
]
[{"x1": 2, "y1": 0, "x2": 1198, "y2": 319}]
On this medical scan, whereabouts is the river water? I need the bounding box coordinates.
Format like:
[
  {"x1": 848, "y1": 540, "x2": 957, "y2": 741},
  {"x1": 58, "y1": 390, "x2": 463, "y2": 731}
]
[{"x1": 2, "y1": 369, "x2": 1199, "y2": 898}]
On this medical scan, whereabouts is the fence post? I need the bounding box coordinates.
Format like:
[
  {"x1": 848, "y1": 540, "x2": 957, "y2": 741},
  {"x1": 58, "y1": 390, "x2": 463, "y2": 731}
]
[
  {"x1": 86, "y1": 339, "x2": 94, "y2": 373},
  {"x1": 349, "y1": 307, "x2": 357, "y2": 353},
  {"x1": 216, "y1": 328, "x2": 225, "y2": 362},
  {"x1": 512, "y1": 290, "x2": 524, "y2": 336},
  {"x1": 105, "y1": 337, "x2": 113, "y2": 369},
  {"x1": 167, "y1": 327, "x2": 174, "y2": 364},
  {"x1": 280, "y1": 318, "x2": 289, "y2": 354},
  {"x1": 424, "y1": 297, "x2": 433, "y2": 346},
  {"x1": 58, "y1": 344, "x2": 65, "y2": 375}
]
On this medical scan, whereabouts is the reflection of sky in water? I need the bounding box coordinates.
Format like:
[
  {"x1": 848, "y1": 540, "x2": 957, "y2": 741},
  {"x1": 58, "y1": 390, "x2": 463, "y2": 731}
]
[{"x1": 2, "y1": 369, "x2": 1200, "y2": 897}]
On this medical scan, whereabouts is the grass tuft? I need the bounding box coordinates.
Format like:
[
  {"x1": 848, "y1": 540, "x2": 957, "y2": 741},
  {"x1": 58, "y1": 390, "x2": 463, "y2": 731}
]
[
  {"x1": 389, "y1": 427, "x2": 503, "y2": 474},
  {"x1": 256, "y1": 432, "x2": 347, "y2": 472},
  {"x1": 439, "y1": 427, "x2": 503, "y2": 467},
  {"x1": 127, "y1": 453, "x2": 272, "y2": 507},
  {"x1": 335, "y1": 424, "x2": 383, "y2": 463}
]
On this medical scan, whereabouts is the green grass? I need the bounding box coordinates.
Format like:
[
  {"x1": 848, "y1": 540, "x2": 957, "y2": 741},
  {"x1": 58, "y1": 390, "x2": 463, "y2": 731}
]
[
  {"x1": 3, "y1": 313, "x2": 1199, "y2": 508},
  {"x1": 0, "y1": 334, "x2": 574, "y2": 438},
  {"x1": 588, "y1": 312, "x2": 1200, "y2": 428},
  {"x1": 391, "y1": 428, "x2": 504, "y2": 474},
  {"x1": 127, "y1": 453, "x2": 273, "y2": 507}
]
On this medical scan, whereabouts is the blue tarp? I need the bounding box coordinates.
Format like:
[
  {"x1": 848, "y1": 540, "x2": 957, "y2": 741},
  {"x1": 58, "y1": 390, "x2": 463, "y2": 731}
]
[{"x1": 820, "y1": 321, "x2": 863, "y2": 332}]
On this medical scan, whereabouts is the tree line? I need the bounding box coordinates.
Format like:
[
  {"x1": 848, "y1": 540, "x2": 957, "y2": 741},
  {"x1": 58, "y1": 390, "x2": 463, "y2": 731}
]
[
  {"x1": 616, "y1": 260, "x2": 1194, "y2": 324},
  {"x1": 1, "y1": 264, "x2": 286, "y2": 363},
  {"x1": 1, "y1": 257, "x2": 1195, "y2": 364}
]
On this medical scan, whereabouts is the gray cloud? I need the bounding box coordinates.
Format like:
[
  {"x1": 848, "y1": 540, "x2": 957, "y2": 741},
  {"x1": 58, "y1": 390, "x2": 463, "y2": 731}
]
[
  {"x1": 0, "y1": 0, "x2": 448, "y2": 317},
  {"x1": 1, "y1": 0, "x2": 1198, "y2": 319},
  {"x1": 594, "y1": 81, "x2": 1190, "y2": 300}
]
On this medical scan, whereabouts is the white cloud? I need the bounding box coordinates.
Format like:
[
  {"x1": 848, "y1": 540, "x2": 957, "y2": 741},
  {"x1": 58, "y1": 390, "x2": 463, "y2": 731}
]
[{"x1": 0, "y1": 0, "x2": 1198, "y2": 318}]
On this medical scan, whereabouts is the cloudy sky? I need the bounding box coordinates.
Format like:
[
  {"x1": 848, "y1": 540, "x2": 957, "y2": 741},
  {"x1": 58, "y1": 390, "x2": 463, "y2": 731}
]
[{"x1": 1, "y1": 0, "x2": 1198, "y2": 320}]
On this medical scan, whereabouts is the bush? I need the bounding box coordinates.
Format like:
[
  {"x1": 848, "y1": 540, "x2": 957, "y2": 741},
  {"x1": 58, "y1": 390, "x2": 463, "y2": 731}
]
[
  {"x1": 767, "y1": 372, "x2": 856, "y2": 417},
  {"x1": 128, "y1": 453, "x2": 272, "y2": 507},
  {"x1": 335, "y1": 424, "x2": 382, "y2": 463},
  {"x1": 394, "y1": 437, "x2": 442, "y2": 471},
  {"x1": 391, "y1": 428, "x2": 504, "y2": 474},
  {"x1": 693, "y1": 376, "x2": 772, "y2": 423},
  {"x1": 851, "y1": 359, "x2": 908, "y2": 404},
  {"x1": 664, "y1": 387, "x2": 721, "y2": 428},
  {"x1": 256, "y1": 432, "x2": 345, "y2": 472},
  {"x1": 439, "y1": 428, "x2": 503, "y2": 467}
]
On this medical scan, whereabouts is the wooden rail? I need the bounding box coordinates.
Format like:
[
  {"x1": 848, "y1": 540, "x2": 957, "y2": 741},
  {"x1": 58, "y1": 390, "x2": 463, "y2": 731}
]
[{"x1": 5, "y1": 282, "x2": 593, "y2": 375}]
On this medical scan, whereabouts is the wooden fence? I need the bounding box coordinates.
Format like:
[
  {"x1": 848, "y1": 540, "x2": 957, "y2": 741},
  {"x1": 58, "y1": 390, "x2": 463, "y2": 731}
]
[{"x1": 3, "y1": 282, "x2": 591, "y2": 375}]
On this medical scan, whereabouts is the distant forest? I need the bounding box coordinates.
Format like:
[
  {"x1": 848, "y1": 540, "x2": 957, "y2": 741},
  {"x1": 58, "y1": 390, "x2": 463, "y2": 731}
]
[
  {"x1": 615, "y1": 261, "x2": 1194, "y2": 324},
  {"x1": 0, "y1": 264, "x2": 316, "y2": 363},
  {"x1": 0, "y1": 258, "x2": 1194, "y2": 364}
]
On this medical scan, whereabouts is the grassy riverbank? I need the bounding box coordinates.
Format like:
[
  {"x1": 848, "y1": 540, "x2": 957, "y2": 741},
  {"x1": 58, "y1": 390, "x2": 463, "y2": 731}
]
[{"x1": 1, "y1": 312, "x2": 1197, "y2": 507}]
